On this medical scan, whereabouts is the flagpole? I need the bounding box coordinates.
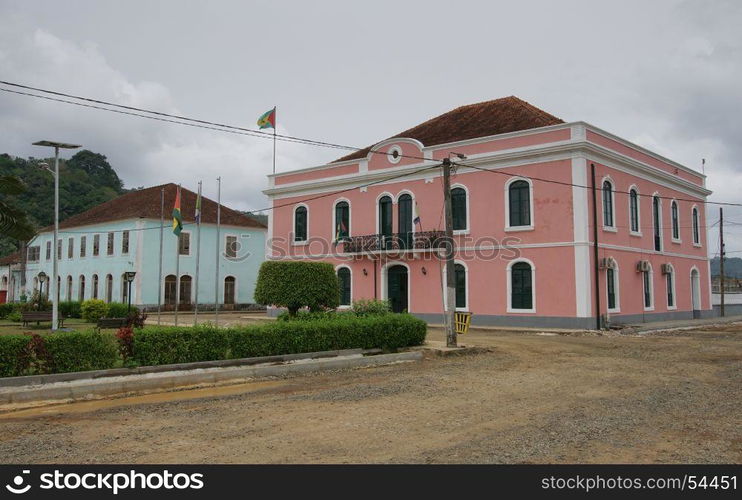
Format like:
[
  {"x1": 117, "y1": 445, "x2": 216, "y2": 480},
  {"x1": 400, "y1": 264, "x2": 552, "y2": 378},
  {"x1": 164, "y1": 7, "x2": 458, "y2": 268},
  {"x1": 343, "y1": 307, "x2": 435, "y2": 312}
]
[
  {"x1": 215, "y1": 176, "x2": 221, "y2": 327},
  {"x1": 272, "y1": 106, "x2": 276, "y2": 175},
  {"x1": 157, "y1": 187, "x2": 164, "y2": 325},
  {"x1": 194, "y1": 180, "x2": 202, "y2": 325},
  {"x1": 174, "y1": 184, "x2": 180, "y2": 328}
]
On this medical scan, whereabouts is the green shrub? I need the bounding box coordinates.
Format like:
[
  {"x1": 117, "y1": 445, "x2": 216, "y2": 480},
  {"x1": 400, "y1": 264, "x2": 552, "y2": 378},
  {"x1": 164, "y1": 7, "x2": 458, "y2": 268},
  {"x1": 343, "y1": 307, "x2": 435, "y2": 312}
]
[
  {"x1": 59, "y1": 301, "x2": 82, "y2": 319},
  {"x1": 81, "y1": 299, "x2": 107, "y2": 322},
  {"x1": 133, "y1": 325, "x2": 230, "y2": 366},
  {"x1": 43, "y1": 330, "x2": 118, "y2": 373},
  {"x1": 19, "y1": 290, "x2": 51, "y2": 312},
  {"x1": 254, "y1": 261, "x2": 340, "y2": 316},
  {"x1": 229, "y1": 314, "x2": 426, "y2": 359},
  {"x1": 7, "y1": 311, "x2": 21, "y2": 322},
  {"x1": 106, "y1": 302, "x2": 130, "y2": 318},
  {"x1": 0, "y1": 335, "x2": 31, "y2": 377},
  {"x1": 276, "y1": 310, "x2": 351, "y2": 322},
  {"x1": 351, "y1": 299, "x2": 391, "y2": 317},
  {"x1": 0, "y1": 303, "x2": 16, "y2": 319}
]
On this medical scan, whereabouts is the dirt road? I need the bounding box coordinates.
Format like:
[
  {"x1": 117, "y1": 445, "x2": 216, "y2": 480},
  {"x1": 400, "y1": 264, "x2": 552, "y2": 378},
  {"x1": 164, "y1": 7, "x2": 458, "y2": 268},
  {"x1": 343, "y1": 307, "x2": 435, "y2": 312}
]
[{"x1": 0, "y1": 325, "x2": 739, "y2": 463}]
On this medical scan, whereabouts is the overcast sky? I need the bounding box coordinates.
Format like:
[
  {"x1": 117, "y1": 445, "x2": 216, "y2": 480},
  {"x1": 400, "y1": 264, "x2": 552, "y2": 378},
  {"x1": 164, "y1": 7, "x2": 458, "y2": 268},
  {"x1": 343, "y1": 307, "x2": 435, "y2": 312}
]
[{"x1": 1, "y1": 0, "x2": 740, "y2": 254}]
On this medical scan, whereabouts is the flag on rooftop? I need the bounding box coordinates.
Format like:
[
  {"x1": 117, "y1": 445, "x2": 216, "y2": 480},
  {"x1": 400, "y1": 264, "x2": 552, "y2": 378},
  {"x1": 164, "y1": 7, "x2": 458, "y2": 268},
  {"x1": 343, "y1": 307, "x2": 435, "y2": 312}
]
[
  {"x1": 257, "y1": 107, "x2": 276, "y2": 129},
  {"x1": 172, "y1": 186, "x2": 183, "y2": 236}
]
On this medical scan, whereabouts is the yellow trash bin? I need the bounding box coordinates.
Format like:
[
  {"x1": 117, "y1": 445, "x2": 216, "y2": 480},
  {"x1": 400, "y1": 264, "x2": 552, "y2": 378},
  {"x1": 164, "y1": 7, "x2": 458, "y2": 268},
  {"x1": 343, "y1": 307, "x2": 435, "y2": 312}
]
[{"x1": 454, "y1": 312, "x2": 472, "y2": 335}]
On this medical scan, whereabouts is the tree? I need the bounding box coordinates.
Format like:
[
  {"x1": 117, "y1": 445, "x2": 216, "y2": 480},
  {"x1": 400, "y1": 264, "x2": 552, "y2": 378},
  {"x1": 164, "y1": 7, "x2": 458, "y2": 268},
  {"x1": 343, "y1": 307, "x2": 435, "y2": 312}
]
[
  {"x1": 0, "y1": 175, "x2": 35, "y2": 241},
  {"x1": 254, "y1": 261, "x2": 340, "y2": 316}
]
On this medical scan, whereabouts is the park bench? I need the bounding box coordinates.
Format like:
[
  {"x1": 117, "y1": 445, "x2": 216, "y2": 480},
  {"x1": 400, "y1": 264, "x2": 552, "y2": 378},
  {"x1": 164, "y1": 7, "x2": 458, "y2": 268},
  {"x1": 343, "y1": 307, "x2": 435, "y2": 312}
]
[
  {"x1": 21, "y1": 311, "x2": 65, "y2": 328},
  {"x1": 96, "y1": 317, "x2": 128, "y2": 331}
]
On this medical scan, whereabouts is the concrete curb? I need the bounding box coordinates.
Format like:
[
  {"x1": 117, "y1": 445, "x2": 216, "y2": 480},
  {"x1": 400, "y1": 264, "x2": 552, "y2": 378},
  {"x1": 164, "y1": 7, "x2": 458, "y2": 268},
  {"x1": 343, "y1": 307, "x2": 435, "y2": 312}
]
[{"x1": 0, "y1": 351, "x2": 423, "y2": 406}]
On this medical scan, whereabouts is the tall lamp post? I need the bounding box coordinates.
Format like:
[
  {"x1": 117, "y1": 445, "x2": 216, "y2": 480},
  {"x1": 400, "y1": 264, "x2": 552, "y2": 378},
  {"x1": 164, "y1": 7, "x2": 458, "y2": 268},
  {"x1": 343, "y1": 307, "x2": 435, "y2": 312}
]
[
  {"x1": 33, "y1": 141, "x2": 81, "y2": 331},
  {"x1": 124, "y1": 271, "x2": 136, "y2": 313},
  {"x1": 38, "y1": 272, "x2": 47, "y2": 299}
]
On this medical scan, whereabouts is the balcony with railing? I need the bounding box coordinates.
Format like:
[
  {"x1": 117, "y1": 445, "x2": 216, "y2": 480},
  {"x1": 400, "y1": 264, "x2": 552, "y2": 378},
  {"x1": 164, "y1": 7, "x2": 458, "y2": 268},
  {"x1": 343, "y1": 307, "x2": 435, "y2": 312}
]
[{"x1": 342, "y1": 231, "x2": 447, "y2": 254}]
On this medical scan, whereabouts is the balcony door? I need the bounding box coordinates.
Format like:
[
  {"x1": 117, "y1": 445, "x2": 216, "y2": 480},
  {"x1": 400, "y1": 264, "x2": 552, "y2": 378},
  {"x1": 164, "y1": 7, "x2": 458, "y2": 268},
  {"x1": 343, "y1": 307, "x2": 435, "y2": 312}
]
[
  {"x1": 398, "y1": 194, "x2": 413, "y2": 249},
  {"x1": 387, "y1": 265, "x2": 408, "y2": 313}
]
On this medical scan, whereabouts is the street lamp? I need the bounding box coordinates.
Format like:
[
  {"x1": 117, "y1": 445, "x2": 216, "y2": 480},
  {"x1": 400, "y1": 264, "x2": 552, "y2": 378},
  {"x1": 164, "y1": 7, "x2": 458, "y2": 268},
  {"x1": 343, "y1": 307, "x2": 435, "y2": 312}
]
[
  {"x1": 124, "y1": 271, "x2": 137, "y2": 313},
  {"x1": 33, "y1": 140, "x2": 81, "y2": 331},
  {"x1": 38, "y1": 271, "x2": 47, "y2": 299}
]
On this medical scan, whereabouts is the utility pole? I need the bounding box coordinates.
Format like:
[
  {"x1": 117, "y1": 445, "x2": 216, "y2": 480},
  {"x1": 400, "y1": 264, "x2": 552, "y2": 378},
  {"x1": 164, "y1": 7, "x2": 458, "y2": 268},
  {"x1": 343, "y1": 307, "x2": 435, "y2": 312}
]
[
  {"x1": 591, "y1": 163, "x2": 601, "y2": 330},
  {"x1": 719, "y1": 207, "x2": 725, "y2": 317},
  {"x1": 441, "y1": 158, "x2": 457, "y2": 347}
]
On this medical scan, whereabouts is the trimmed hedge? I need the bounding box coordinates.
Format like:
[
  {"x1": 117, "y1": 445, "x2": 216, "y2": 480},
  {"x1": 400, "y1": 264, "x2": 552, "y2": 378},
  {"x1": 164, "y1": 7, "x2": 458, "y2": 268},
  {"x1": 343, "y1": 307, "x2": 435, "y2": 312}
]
[
  {"x1": 43, "y1": 331, "x2": 118, "y2": 373},
  {"x1": 81, "y1": 299, "x2": 107, "y2": 322},
  {"x1": 0, "y1": 335, "x2": 30, "y2": 377},
  {"x1": 0, "y1": 303, "x2": 16, "y2": 320},
  {"x1": 0, "y1": 314, "x2": 427, "y2": 377},
  {"x1": 59, "y1": 301, "x2": 83, "y2": 319},
  {"x1": 132, "y1": 325, "x2": 230, "y2": 366}
]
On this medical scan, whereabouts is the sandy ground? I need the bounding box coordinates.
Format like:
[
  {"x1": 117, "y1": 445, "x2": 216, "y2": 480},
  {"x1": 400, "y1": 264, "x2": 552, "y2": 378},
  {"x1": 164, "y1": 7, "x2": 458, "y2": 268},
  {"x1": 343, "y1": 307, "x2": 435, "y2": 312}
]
[{"x1": 0, "y1": 323, "x2": 739, "y2": 464}]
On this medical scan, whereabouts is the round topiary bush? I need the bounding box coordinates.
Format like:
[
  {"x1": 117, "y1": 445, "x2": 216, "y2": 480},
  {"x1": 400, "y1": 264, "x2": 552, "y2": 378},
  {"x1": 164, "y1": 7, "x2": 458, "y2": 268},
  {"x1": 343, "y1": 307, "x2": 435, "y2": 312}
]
[
  {"x1": 254, "y1": 261, "x2": 340, "y2": 316},
  {"x1": 81, "y1": 299, "x2": 108, "y2": 323}
]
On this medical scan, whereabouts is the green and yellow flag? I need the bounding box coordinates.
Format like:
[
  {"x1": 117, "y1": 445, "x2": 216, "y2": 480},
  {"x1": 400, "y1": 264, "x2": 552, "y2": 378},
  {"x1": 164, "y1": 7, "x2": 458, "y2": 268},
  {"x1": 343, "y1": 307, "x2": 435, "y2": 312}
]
[
  {"x1": 172, "y1": 186, "x2": 183, "y2": 236},
  {"x1": 257, "y1": 107, "x2": 276, "y2": 129}
]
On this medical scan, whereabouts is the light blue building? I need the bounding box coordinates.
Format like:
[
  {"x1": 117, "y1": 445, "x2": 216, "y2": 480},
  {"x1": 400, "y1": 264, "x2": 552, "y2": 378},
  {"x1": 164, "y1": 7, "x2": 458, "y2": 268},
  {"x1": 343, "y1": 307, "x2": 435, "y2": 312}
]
[{"x1": 1, "y1": 183, "x2": 266, "y2": 309}]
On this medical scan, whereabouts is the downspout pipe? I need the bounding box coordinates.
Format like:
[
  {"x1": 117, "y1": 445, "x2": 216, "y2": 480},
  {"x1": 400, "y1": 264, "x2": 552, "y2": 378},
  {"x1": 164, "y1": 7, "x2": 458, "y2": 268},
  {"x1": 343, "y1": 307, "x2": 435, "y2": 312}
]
[{"x1": 591, "y1": 163, "x2": 602, "y2": 330}]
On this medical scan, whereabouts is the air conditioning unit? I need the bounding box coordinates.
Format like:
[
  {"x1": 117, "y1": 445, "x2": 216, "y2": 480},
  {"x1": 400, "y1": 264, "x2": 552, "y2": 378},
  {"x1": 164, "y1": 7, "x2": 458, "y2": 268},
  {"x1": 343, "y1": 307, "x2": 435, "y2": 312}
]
[
  {"x1": 661, "y1": 264, "x2": 673, "y2": 275},
  {"x1": 599, "y1": 257, "x2": 617, "y2": 269},
  {"x1": 636, "y1": 260, "x2": 651, "y2": 273}
]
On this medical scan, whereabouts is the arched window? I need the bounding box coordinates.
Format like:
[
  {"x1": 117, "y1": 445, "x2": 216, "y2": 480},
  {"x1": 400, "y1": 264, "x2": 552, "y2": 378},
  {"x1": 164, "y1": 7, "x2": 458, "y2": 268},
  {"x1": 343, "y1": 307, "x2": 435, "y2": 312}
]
[
  {"x1": 334, "y1": 201, "x2": 350, "y2": 241},
  {"x1": 671, "y1": 201, "x2": 679, "y2": 240},
  {"x1": 78, "y1": 275, "x2": 85, "y2": 302},
  {"x1": 105, "y1": 274, "x2": 113, "y2": 303},
  {"x1": 451, "y1": 187, "x2": 467, "y2": 231},
  {"x1": 692, "y1": 207, "x2": 700, "y2": 244},
  {"x1": 378, "y1": 196, "x2": 392, "y2": 237},
  {"x1": 508, "y1": 180, "x2": 531, "y2": 227},
  {"x1": 66, "y1": 275, "x2": 73, "y2": 302},
  {"x1": 666, "y1": 266, "x2": 675, "y2": 308},
  {"x1": 337, "y1": 267, "x2": 351, "y2": 306},
  {"x1": 121, "y1": 273, "x2": 128, "y2": 303},
  {"x1": 164, "y1": 275, "x2": 176, "y2": 305},
  {"x1": 602, "y1": 180, "x2": 614, "y2": 228},
  {"x1": 92, "y1": 274, "x2": 99, "y2": 299},
  {"x1": 642, "y1": 265, "x2": 653, "y2": 310},
  {"x1": 179, "y1": 276, "x2": 192, "y2": 305},
  {"x1": 629, "y1": 189, "x2": 639, "y2": 233},
  {"x1": 294, "y1": 206, "x2": 307, "y2": 242},
  {"x1": 398, "y1": 194, "x2": 413, "y2": 249},
  {"x1": 454, "y1": 263, "x2": 466, "y2": 310},
  {"x1": 510, "y1": 262, "x2": 533, "y2": 310},
  {"x1": 224, "y1": 276, "x2": 236, "y2": 305},
  {"x1": 653, "y1": 195, "x2": 661, "y2": 251},
  {"x1": 606, "y1": 268, "x2": 618, "y2": 311}
]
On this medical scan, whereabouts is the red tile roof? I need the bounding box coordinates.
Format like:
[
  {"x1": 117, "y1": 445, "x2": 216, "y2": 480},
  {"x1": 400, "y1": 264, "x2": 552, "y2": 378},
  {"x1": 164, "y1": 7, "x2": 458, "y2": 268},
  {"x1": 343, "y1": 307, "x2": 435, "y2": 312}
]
[
  {"x1": 334, "y1": 96, "x2": 564, "y2": 162},
  {"x1": 41, "y1": 183, "x2": 265, "y2": 231},
  {"x1": 0, "y1": 251, "x2": 20, "y2": 266}
]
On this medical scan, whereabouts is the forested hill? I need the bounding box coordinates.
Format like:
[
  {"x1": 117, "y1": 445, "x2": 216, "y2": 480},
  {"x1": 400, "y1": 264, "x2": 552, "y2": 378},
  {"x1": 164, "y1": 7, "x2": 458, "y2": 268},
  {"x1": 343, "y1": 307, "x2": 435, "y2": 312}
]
[
  {"x1": 710, "y1": 256, "x2": 742, "y2": 278},
  {"x1": 0, "y1": 150, "x2": 125, "y2": 257}
]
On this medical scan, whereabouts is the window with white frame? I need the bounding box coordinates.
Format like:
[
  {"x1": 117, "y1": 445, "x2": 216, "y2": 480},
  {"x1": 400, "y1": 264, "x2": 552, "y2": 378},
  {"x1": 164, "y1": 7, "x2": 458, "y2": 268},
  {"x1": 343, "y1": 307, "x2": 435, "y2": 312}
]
[
  {"x1": 643, "y1": 267, "x2": 653, "y2": 310},
  {"x1": 671, "y1": 201, "x2": 680, "y2": 241},
  {"x1": 93, "y1": 234, "x2": 100, "y2": 256},
  {"x1": 122, "y1": 230, "x2": 130, "y2": 254},
  {"x1": 294, "y1": 206, "x2": 308, "y2": 242},
  {"x1": 454, "y1": 263, "x2": 467, "y2": 310},
  {"x1": 508, "y1": 180, "x2": 531, "y2": 228},
  {"x1": 510, "y1": 261, "x2": 533, "y2": 311},
  {"x1": 337, "y1": 267, "x2": 351, "y2": 306},
  {"x1": 607, "y1": 267, "x2": 618, "y2": 312},
  {"x1": 107, "y1": 232, "x2": 115, "y2": 256},
  {"x1": 629, "y1": 188, "x2": 640, "y2": 233},
  {"x1": 451, "y1": 187, "x2": 467, "y2": 231},
  {"x1": 225, "y1": 235, "x2": 238, "y2": 258},
  {"x1": 692, "y1": 207, "x2": 700, "y2": 245},
  {"x1": 602, "y1": 180, "x2": 614, "y2": 228},
  {"x1": 179, "y1": 232, "x2": 191, "y2": 256},
  {"x1": 666, "y1": 267, "x2": 675, "y2": 308},
  {"x1": 46, "y1": 241, "x2": 51, "y2": 260},
  {"x1": 80, "y1": 236, "x2": 86, "y2": 257},
  {"x1": 68, "y1": 238, "x2": 74, "y2": 259}
]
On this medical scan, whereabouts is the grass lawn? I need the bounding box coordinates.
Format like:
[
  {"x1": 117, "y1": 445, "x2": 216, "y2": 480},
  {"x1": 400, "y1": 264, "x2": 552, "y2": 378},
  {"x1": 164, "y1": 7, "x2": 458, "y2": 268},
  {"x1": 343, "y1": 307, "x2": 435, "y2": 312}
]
[{"x1": 0, "y1": 319, "x2": 120, "y2": 336}]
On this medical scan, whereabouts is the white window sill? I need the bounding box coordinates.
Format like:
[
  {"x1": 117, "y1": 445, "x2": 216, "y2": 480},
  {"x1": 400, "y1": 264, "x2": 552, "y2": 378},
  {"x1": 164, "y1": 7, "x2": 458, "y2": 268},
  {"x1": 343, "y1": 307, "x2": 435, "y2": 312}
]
[
  {"x1": 667, "y1": 305, "x2": 677, "y2": 311},
  {"x1": 671, "y1": 239, "x2": 682, "y2": 244},
  {"x1": 629, "y1": 231, "x2": 642, "y2": 237},
  {"x1": 603, "y1": 226, "x2": 618, "y2": 233},
  {"x1": 643, "y1": 306, "x2": 655, "y2": 312},
  {"x1": 608, "y1": 309, "x2": 620, "y2": 314},
  {"x1": 291, "y1": 240, "x2": 309, "y2": 246},
  {"x1": 455, "y1": 307, "x2": 468, "y2": 312},
  {"x1": 693, "y1": 243, "x2": 702, "y2": 248},
  {"x1": 507, "y1": 308, "x2": 536, "y2": 314},
  {"x1": 453, "y1": 229, "x2": 470, "y2": 236},
  {"x1": 505, "y1": 226, "x2": 534, "y2": 232}
]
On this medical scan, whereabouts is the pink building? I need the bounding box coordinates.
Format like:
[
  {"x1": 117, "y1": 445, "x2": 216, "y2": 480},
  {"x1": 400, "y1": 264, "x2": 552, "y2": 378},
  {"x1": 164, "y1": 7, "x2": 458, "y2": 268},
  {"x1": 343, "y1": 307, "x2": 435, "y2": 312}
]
[{"x1": 264, "y1": 97, "x2": 712, "y2": 328}]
